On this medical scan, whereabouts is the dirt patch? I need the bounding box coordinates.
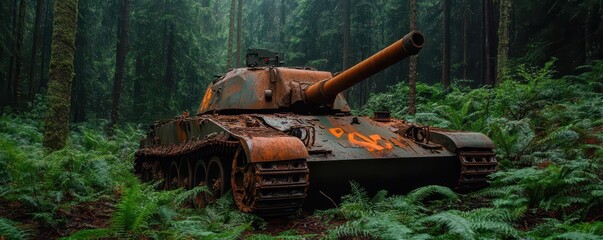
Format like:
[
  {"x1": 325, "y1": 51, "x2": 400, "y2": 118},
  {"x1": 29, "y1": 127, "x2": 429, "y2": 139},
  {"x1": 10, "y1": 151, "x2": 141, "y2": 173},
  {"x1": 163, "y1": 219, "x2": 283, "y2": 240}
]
[
  {"x1": 242, "y1": 213, "x2": 344, "y2": 239},
  {"x1": 242, "y1": 212, "x2": 375, "y2": 240},
  {"x1": 0, "y1": 197, "x2": 116, "y2": 239},
  {"x1": 53, "y1": 199, "x2": 115, "y2": 237}
]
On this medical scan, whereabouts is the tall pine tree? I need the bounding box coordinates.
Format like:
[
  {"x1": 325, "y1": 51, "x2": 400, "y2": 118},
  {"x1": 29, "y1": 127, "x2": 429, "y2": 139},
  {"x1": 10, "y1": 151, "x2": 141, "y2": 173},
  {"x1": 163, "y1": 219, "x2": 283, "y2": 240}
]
[
  {"x1": 496, "y1": 0, "x2": 511, "y2": 84},
  {"x1": 43, "y1": 0, "x2": 79, "y2": 150},
  {"x1": 408, "y1": 0, "x2": 418, "y2": 115},
  {"x1": 109, "y1": 0, "x2": 130, "y2": 131}
]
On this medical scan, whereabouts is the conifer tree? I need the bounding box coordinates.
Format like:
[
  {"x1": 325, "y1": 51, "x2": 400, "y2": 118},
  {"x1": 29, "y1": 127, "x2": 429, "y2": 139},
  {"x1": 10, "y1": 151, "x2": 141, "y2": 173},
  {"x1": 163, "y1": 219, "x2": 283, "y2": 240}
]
[
  {"x1": 43, "y1": 0, "x2": 79, "y2": 150},
  {"x1": 496, "y1": 0, "x2": 511, "y2": 84},
  {"x1": 408, "y1": 0, "x2": 418, "y2": 115}
]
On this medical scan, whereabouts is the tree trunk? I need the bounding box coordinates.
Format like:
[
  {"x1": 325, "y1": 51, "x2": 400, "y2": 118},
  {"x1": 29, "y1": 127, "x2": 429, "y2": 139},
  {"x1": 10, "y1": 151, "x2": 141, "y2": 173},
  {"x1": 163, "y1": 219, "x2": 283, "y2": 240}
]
[
  {"x1": 236, "y1": 0, "x2": 242, "y2": 67},
  {"x1": 109, "y1": 0, "x2": 130, "y2": 131},
  {"x1": 71, "y1": 0, "x2": 87, "y2": 123},
  {"x1": 342, "y1": 0, "x2": 350, "y2": 71},
  {"x1": 165, "y1": 24, "x2": 175, "y2": 93},
  {"x1": 39, "y1": 0, "x2": 53, "y2": 90},
  {"x1": 133, "y1": 53, "x2": 143, "y2": 121},
  {"x1": 496, "y1": 0, "x2": 511, "y2": 85},
  {"x1": 462, "y1": 0, "x2": 468, "y2": 80},
  {"x1": 481, "y1": 0, "x2": 494, "y2": 86},
  {"x1": 227, "y1": 0, "x2": 235, "y2": 69},
  {"x1": 28, "y1": 0, "x2": 45, "y2": 103},
  {"x1": 584, "y1": 10, "x2": 593, "y2": 64},
  {"x1": 441, "y1": 0, "x2": 450, "y2": 89},
  {"x1": 2, "y1": 0, "x2": 18, "y2": 108},
  {"x1": 43, "y1": 0, "x2": 79, "y2": 151},
  {"x1": 408, "y1": 0, "x2": 417, "y2": 115},
  {"x1": 279, "y1": 0, "x2": 286, "y2": 50},
  {"x1": 342, "y1": 0, "x2": 350, "y2": 99},
  {"x1": 12, "y1": 0, "x2": 27, "y2": 109},
  {"x1": 480, "y1": 0, "x2": 485, "y2": 85}
]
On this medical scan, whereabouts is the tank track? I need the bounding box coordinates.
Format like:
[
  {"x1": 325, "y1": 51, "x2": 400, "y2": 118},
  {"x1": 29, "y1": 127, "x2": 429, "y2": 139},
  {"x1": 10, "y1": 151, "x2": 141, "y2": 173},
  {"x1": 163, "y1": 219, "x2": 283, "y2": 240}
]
[
  {"x1": 456, "y1": 149, "x2": 498, "y2": 190},
  {"x1": 135, "y1": 138, "x2": 309, "y2": 217},
  {"x1": 233, "y1": 159, "x2": 309, "y2": 217}
]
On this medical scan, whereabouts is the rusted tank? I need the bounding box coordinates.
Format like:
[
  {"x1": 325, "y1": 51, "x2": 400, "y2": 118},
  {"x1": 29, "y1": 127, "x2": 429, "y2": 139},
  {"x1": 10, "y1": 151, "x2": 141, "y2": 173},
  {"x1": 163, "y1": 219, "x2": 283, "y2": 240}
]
[{"x1": 135, "y1": 31, "x2": 497, "y2": 216}]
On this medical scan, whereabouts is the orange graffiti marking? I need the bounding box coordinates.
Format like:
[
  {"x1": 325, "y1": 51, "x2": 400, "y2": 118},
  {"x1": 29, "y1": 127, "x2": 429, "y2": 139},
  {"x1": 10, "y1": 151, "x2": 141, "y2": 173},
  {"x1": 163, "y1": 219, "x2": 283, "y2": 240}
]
[
  {"x1": 329, "y1": 128, "x2": 393, "y2": 152},
  {"x1": 329, "y1": 128, "x2": 345, "y2": 138}
]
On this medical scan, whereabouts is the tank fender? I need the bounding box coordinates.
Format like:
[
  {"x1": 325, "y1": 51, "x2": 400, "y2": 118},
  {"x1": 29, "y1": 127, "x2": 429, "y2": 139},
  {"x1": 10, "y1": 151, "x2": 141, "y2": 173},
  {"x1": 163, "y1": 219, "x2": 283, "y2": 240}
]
[
  {"x1": 201, "y1": 118, "x2": 308, "y2": 163},
  {"x1": 430, "y1": 130, "x2": 494, "y2": 152},
  {"x1": 237, "y1": 136, "x2": 309, "y2": 163}
]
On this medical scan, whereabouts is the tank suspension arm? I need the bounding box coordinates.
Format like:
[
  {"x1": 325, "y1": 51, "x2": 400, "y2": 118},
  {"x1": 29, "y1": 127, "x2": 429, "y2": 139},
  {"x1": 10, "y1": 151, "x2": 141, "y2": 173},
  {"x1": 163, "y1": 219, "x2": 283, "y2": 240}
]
[{"x1": 304, "y1": 30, "x2": 425, "y2": 105}]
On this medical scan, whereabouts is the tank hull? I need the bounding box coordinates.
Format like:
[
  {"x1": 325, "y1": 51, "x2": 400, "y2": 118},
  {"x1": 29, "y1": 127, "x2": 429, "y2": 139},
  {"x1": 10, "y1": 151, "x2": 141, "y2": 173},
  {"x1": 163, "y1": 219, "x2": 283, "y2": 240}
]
[
  {"x1": 135, "y1": 113, "x2": 496, "y2": 216},
  {"x1": 305, "y1": 156, "x2": 460, "y2": 209}
]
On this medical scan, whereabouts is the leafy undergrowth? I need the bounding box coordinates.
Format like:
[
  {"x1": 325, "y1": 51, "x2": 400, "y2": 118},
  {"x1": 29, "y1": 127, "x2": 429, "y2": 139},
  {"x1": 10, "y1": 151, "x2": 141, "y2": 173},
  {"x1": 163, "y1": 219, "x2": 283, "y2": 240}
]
[{"x1": 1, "y1": 60, "x2": 602, "y2": 239}]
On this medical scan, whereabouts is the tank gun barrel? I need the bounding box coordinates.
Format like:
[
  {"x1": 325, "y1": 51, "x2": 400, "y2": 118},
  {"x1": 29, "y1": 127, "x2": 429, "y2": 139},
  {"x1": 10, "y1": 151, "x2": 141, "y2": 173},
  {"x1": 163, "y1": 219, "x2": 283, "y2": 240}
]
[{"x1": 304, "y1": 30, "x2": 425, "y2": 105}]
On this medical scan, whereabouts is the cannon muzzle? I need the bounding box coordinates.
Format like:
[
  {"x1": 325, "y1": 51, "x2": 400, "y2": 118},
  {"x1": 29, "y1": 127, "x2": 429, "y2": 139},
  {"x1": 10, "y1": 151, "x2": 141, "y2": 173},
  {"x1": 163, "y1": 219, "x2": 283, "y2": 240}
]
[{"x1": 304, "y1": 30, "x2": 425, "y2": 105}]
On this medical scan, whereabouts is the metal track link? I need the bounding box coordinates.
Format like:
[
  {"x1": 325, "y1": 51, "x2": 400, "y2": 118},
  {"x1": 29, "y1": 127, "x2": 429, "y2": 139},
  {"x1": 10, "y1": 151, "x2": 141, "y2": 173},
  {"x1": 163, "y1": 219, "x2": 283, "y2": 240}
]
[
  {"x1": 244, "y1": 160, "x2": 310, "y2": 217},
  {"x1": 456, "y1": 150, "x2": 498, "y2": 190}
]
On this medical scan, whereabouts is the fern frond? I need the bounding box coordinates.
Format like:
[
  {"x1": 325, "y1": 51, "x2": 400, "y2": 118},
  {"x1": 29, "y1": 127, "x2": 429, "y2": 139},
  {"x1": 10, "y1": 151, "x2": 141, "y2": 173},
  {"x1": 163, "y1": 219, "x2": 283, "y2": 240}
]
[
  {"x1": 323, "y1": 220, "x2": 370, "y2": 240},
  {"x1": 341, "y1": 181, "x2": 369, "y2": 205},
  {"x1": 406, "y1": 185, "x2": 458, "y2": 204},
  {"x1": 554, "y1": 232, "x2": 602, "y2": 240},
  {"x1": 172, "y1": 185, "x2": 211, "y2": 207},
  {"x1": 111, "y1": 184, "x2": 158, "y2": 237},
  {"x1": 246, "y1": 230, "x2": 315, "y2": 240},
  {"x1": 371, "y1": 190, "x2": 388, "y2": 204},
  {"x1": 0, "y1": 218, "x2": 29, "y2": 240},
  {"x1": 59, "y1": 228, "x2": 112, "y2": 240},
  {"x1": 422, "y1": 211, "x2": 475, "y2": 240}
]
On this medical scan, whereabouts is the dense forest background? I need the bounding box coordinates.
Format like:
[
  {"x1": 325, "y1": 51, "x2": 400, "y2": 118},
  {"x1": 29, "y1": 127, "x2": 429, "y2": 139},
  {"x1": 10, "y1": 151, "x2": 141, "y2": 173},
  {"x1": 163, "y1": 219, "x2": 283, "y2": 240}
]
[
  {"x1": 1, "y1": 0, "x2": 603, "y2": 239},
  {"x1": 2, "y1": 0, "x2": 601, "y2": 121}
]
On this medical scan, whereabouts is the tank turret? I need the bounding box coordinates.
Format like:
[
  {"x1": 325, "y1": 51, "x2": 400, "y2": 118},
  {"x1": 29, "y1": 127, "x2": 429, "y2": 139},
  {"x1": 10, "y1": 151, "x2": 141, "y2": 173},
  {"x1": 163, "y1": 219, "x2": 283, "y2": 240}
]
[
  {"x1": 304, "y1": 30, "x2": 424, "y2": 105},
  {"x1": 197, "y1": 31, "x2": 424, "y2": 114}
]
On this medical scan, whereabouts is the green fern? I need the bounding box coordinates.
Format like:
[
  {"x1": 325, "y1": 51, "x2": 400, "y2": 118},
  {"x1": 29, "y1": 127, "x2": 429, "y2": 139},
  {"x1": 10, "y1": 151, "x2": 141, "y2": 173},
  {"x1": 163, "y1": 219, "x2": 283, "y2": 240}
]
[
  {"x1": 422, "y1": 211, "x2": 475, "y2": 240},
  {"x1": 59, "y1": 229, "x2": 112, "y2": 240},
  {"x1": 111, "y1": 184, "x2": 158, "y2": 237},
  {"x1": 0, "y1": 218, "x2": 29, "y2": 240},
  {"x1": 246, "y1": 230, "x2": 315, "y2": 240},
  {"x1": 172, "y1": 185, "x2": 212, "y2": 207},
  {"x1": 406, "y1": 185, "x2": 458, "y2": 204},
  {"x1": 553, "y1": 232, "x2": 602, "y2": 240}
]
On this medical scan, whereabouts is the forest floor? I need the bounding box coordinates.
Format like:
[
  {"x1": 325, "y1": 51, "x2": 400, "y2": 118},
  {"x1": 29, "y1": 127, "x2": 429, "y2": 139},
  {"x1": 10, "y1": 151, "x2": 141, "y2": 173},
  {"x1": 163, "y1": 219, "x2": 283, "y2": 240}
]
[
  {"x1": 0, "y1": 198, "x2": 114, "y2": 240},
  {"x1": 0, "y1": 199, "x2": 345, "y2": 239}
]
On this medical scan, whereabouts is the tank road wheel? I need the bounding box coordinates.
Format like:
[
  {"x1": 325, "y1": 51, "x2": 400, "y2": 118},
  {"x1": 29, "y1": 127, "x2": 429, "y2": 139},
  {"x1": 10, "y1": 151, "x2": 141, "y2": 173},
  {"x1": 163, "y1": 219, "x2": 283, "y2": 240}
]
[
  {"x1": 192, "y1": 159, "x2": 208, "y2": 208},
  {"x1": 207, "y1": 157, "x2": 225, "y2": 203},
  {"x1": 167, "y1": 160, "x2": 181, "y2": 190},
  {"x1": 231, "y1": 148, "x2": 255, "y2": 212},
  {"x1": 142, "y1": 160, "x2": 165, "y2": 189},
  {"x1": 179, "y1": 160, "x2": 192, "y2": 189},
  {"x1": 140, "y1": 160, "x2": 153, "y2": 182},
  {"x1": 230, "y1": 148, "x2": 311, "y2": 216}
]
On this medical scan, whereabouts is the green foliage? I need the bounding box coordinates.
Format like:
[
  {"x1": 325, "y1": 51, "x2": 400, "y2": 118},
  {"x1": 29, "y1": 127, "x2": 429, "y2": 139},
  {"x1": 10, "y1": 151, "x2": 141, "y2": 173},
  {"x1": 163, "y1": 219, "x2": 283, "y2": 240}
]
[
  {"x1": 0, "y1": 114, "x2": 141, "y2": 229},
  {"x1": 0, "y1": 218, "x2": 29, "y2": 240},
  {"x1": 482, "y1": 158, "x2": 602, "y2": 221},
  {"x1": 111, "y1": 184, "x2": 157, "y2": 237},
  {"x1": 65, "y1": 186, "x2": 257, "y2": 239},
  {"x1": 246, "y1": 230, "x2": 316, "y2": 240},
  {"x1": 422, "y1": 208, "x2": 519, "y2": 239},
  {"x1": 528, "y1": 219, "x2": 603, "y2": 239},
  {"x1": 322, "y1": 183, "x2": 521, "y2": 239}
]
